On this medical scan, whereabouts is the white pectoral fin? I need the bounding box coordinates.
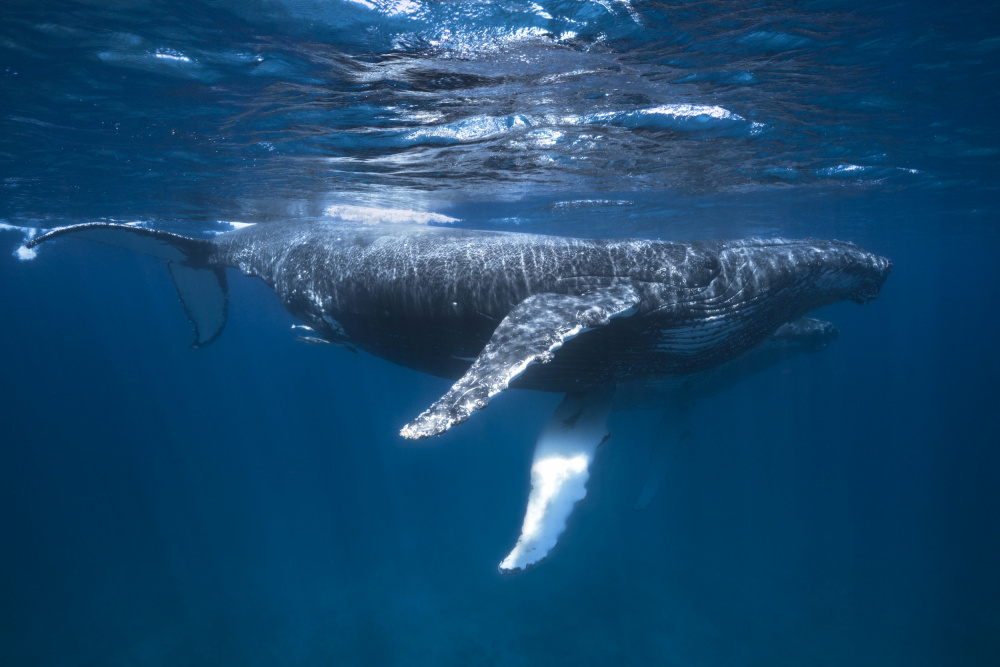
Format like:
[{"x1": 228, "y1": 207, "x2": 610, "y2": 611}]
[
  {"x1": 400, "y1": 285, "x2": 640, "y2": 440},
  {"x1": 499, "y1": 387, "x2": 615, "y2": 573}
]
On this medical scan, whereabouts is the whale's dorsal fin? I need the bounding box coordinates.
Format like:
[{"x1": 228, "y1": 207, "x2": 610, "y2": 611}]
[
  {"x1": 26, "y1": 223, "x2": 227, "y2": 348},
  {"x1": 400, "y1": 285, "x2": 640, "y2": 439}
]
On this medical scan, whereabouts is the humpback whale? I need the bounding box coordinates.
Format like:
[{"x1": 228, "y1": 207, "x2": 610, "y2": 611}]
[
  {"x1": 23, "y1": 218, "x2": 890, "y2": 571},
  {"x1": 619, "y1": 316, "x2": 839, "y2": 511},
  {"x1": 500, "y1": 316, "x2": 841, "y2": 572}
]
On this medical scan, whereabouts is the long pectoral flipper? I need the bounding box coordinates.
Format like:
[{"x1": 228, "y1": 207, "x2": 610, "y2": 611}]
[
  {"x1": 500, "y1": 387, "x2": 615, "y2": 573},
  {"x1": 400, "y1": 285, "x2": 640, "y2": 440}
]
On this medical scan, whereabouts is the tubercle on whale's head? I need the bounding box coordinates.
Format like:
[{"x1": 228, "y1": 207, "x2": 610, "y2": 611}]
[
  {"x1": 843, "y1": 248, "x2": 893, "y2": 305},
  {"x1": 780, "y1": 239, "x2": 891, "y2": 307},
  {"x1": 718, "y1": 238, "x2": 892, "y2": 309}
]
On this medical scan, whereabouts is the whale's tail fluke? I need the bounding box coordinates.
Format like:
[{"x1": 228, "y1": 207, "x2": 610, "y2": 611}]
[
  {"x1": 1, "y1": 221, "x2": 43, "y2": 260},
  {"x1": 25, "y1": 223, "x2": 228, "y2": 348}
]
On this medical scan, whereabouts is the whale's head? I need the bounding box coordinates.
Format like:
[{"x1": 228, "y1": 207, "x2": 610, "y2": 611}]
[
  {"x1": 739, "y1": 238, "x2": 892, "y2": 309},
  {"x1": 770, "y1": 317, "x2": 840, "y2": 353},
  {"x1": 823, "y1": 241, "x2": 893, "y2": 305},
  {"x1": 700, "y1": 238, "x2": 891, "y2": 325}
]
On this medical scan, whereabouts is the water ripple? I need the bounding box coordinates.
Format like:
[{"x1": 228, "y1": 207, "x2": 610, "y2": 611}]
[{"x1": 0, "y1": 0, "x2": 995, "y2": 221}]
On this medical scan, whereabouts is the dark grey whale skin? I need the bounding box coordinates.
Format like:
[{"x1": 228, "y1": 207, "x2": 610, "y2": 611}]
[
  {"x1": 207, "y1": 220, "x2": 891, "y2": 392},
  {"x1": 614, "y1": 317, "x2": 839, "y2": 411}
]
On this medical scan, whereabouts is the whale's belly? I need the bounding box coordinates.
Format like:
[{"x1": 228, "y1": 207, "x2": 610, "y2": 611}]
[{"x1": 327, "y1": 306, "x2": 779, "y2": 393}]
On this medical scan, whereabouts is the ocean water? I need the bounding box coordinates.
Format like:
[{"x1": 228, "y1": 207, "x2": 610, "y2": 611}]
[{"x1": 1, "y1": 1, "x2": 998, "y2": 665}]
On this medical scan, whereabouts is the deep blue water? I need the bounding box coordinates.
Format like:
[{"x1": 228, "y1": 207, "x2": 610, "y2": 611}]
[{"x1": 1, "y1": 1, "x2": 998, "y2": 665}]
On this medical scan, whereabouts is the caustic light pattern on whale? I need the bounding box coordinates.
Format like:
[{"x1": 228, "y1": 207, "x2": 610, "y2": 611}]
[{"x1": 19, "y1": 216, "x2": 891, "y2": 572}]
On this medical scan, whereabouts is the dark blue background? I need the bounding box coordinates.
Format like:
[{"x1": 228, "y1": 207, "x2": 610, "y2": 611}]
[{"x1": 2, "y1": 1, "x2": 998, "y2": 665}]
